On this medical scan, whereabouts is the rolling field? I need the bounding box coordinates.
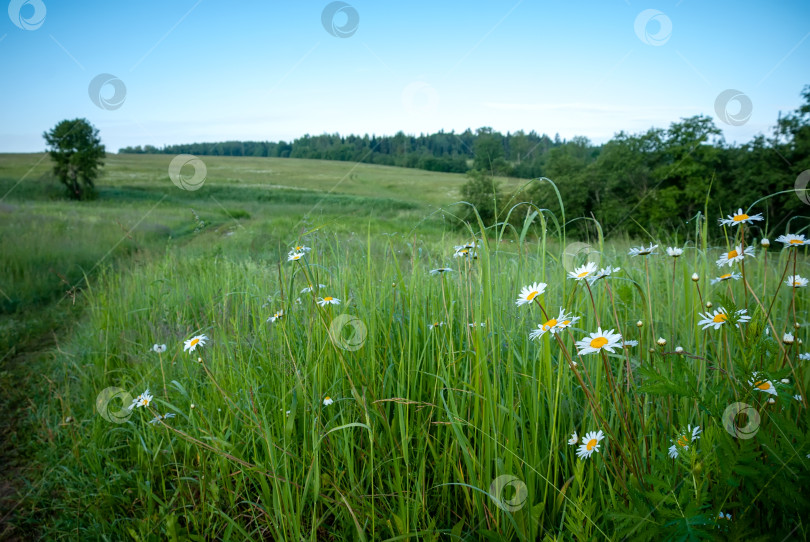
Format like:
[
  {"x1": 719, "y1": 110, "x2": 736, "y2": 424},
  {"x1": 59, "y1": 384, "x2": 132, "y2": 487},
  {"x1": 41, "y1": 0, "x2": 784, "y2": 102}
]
[{"x1": 1, "y1": 153, "x2": 808, "y2": 540}]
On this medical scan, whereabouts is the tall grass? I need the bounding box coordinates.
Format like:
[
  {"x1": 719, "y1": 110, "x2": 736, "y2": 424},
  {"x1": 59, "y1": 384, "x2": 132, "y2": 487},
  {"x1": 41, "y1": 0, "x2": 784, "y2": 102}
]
[{"x1": 26, "y1": 208, "x2": 809, "y2": 540}]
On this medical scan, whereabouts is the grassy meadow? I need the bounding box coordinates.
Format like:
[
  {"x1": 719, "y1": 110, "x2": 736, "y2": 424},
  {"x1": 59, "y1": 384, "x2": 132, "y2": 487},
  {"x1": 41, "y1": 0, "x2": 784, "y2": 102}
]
[{"x1": 1, "y1": 152, "x2": 809, "y2": 540}]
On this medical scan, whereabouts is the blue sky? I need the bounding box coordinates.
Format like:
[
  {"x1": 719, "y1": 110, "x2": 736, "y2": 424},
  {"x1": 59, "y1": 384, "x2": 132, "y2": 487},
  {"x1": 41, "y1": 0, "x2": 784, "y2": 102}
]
[{"x1": 1, "y1": 0, "x2": 808, "y2": 152}]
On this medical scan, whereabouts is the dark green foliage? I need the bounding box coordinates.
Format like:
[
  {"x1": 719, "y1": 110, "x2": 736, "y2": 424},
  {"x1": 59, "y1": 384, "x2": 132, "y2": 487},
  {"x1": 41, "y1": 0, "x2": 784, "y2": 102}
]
[
  {"x1": 459, "y1": 169, "x2": 502, "y2": 226},
  {"x1": 43, "y1": 118, "x2": 106, "y2": 200}
]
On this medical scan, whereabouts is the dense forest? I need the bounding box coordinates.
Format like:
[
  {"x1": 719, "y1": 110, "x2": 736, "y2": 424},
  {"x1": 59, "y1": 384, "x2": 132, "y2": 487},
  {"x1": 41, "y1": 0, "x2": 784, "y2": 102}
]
[{"x1": 120, "y1": 85, "x2": 810, "y2": 236}]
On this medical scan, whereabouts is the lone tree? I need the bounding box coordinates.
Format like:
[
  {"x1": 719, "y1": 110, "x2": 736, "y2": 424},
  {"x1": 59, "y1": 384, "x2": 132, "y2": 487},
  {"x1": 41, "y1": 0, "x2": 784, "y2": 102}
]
[{"x1": 43, "y1": 118, "x2": 106, "y2": 200}]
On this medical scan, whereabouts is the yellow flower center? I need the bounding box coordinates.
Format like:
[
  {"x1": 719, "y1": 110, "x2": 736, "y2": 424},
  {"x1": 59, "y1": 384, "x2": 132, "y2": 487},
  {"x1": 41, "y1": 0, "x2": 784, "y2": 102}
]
[
  {"x1": 795, "y1": 281, "x2": 802, "y2": 286},
  {"x1": 325, "y1": 396, "x2": 331, "y2": 401},
  {"x1": 727, "y1": 249, "x2": 738, "y2": 259},
  {"x1": 586, "y1": 438, "x2": 597, "y2": 451},
  {"x1": 754, "y1": 381, "x2": 771, "y2": 391},
  {"x1": 590, "y1": 337, "x2": 608, "y2": 349},
  {"x1": 677, "y1": 435, "x2": 688, "y2": 447},
  {"x1": 527, "y1": 291, "x2": 538, "y2": 301},
  {"x1": 543, "y1": 318, "x2": 558, "y2": 329},
  {"x1": 561, "y1": 320, "x2": 571, "y2": 326},
  {"x1": 323, "y1": 297, "x2": 333, "y2": 302},
  {"x1": 190, "y1": 338, "x2": 199, "y2": 347},
  {"x1": 577, "y1": 271, "x2": 589, "y2": 278},
  {"x1": 720, "y1": 273, "x2": 731, "y2": 280},
  {"x1": 733, "y1": 214, "x2": 749, "y2": 222},
  {"x1": 790, "y1": 239, "x2": 803, "y2": 244},
  {"x1": 712, "y1": 313, "x2": 727, "y2": 323}
]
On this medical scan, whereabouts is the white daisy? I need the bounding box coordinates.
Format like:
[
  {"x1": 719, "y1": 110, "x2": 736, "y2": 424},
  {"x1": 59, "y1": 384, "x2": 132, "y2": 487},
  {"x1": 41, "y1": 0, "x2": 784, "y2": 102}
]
[
  {"x1": 529, "y1": 308, "x2": 580, "y2": 339},
  {"x1": 710, "y1": 272, "x2": 741, "y2": 285},
  {"x1": 575, "y1": 327, "x2": 622, "y2": 355},
  {"x1": 317, "y1": 296, "x2": 341, "y2": 306},
  {"x1": 786, "y1": 275, "x2": 808, "y2": 288},
  {"x1": 775, "y1": 234, "x2": 807, "y2": 247},
  {"x1": 429, "y1": 321, "x2": 446, "y2": 329},
  {"x1": 515, "y1": 282, "x2": 547, "y2": 306},
  {"x1": 794, "y1": 395, "x2": 803, "y2": 402},
  {"x1": 430, "y1": 268, "x2": 453, "y2": 275},
  {"x1": 568, "y1": 432, "x2": 579, "y2": 445},
  {"x1": 697, "y1": 308, "x2": 751, "y2": 330},
  {"x1": 287, "y1": 252, "x2": 305, "y2": 262},
  {"x1": 588, "y1": 266, "x2": 621, "y2": 284},
  {"x1": 666, "y1": 247, "x2": 684, "y2": 257},
  {"x1": 675, "y1": 346, "x2": 684, "y2": 354},
  {"x1": 152, "y1": 344, "x2": 166, "y2": 353},
  {"x1": 748, "y1": 372, "x2": 777, "y2": 396},
  {"x1": 183, "y1": 334, "x2": 208, "y2": 353},
  {"x1": 568, "y1": 262, "x2": 598, "y2": 281},
  {"x1": 629, "y1": 244, "x2": 658, "y2": 257},
  {"x1": 148, "y1": 412, "x2": 176, "y2": 425},
  {"x1": 718, "y1": 208, "x2": 764, "y2": 227},
  {"x1": 623, "y1": 340, "x2": 639, "y2": 348},
  {"x1": 266, "y1": 310, "x2": 284, "y2": 323},
  {"x1": 128, "y1": 389, "x2": 153, "y2": 411},
  {"x1": 453, "y1": 247, "x2": 477, "y2": 259},
  {"x1": 289, "y1": 245, "x2": 311, "y2": 254},
  {"x1": 715, "y1": 245, "x2": 755, "y2": 268},
  {"x1": 323, "y1": 396, "x2": 334, "y2": 406},
  {"x1": 301, "y1": 284, "x2": 326, "y2": 294},
  {"x1": 718, "y1": 511, "x2": 732, "y2": 521},
  {"x1": 800, "y1": 353, "x2": 810, "y2": 361},
  {"x1": 668, "y1": 425, "x2": 701, "y2": 458},
  {"x1": 576, "y1": 430, "x2": 604, "y2": 460}
]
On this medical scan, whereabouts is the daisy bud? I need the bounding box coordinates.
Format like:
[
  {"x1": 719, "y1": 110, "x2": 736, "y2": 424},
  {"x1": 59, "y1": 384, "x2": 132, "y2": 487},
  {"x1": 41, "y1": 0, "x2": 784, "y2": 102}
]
[
  {"x1": 636, "y1": 320, "x2": 643, "y2": 328},
  {"x1": 783, "y1": 333, "x2": 795, "y2": 345},
  {"x1": 781, "y1": 378, "x2": 790, "y2": 384},
  {"x1": 657, "y1": 337, "x2": 667, "y2": 347},
  {"x1": 65, "y1": 416, "x2": 72, "y2": 423},
  {"x1": 768, "y1": 398, "x2": 776, "y2": 404},
  {"x1": 705, "y1": 301, "x2": 713, "y2": 309},
  {"x1": 691, "y1": 273, "x2": 699, "y2": 282},
  {"x1": 675, "y1": 346, "x2": 684, "y2": 354},
  {"x1": 190, "y1": 404, "x2": 196, "y2": 409},
  {"x1": 648, "y1": 348, "x2": 655, "y2": 354},
  {"x1": 795, "y1": 322, "x2": 801, "y2": 329},
  {"x1": 799, "y1": 339, "x2": 804, "y2": 345},
  {"x1": 761, "y1": 238, "x2": 770, "y2": 248}
]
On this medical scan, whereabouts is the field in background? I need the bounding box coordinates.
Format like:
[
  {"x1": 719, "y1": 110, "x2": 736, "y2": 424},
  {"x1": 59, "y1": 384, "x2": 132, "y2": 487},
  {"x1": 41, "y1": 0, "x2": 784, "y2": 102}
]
[{"x1": 1, "y1": 153, "x2": 808, "y2": 540}]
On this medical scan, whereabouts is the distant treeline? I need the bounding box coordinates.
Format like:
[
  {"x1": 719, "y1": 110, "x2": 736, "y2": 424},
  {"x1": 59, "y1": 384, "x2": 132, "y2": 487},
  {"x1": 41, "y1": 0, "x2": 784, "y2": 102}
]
[
  {"x1": 120, "y1": 85, "x2": 810, "y2": 235},
  {"x1": 118, "y1": 128, "x2": 565, "y2": 176}
]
